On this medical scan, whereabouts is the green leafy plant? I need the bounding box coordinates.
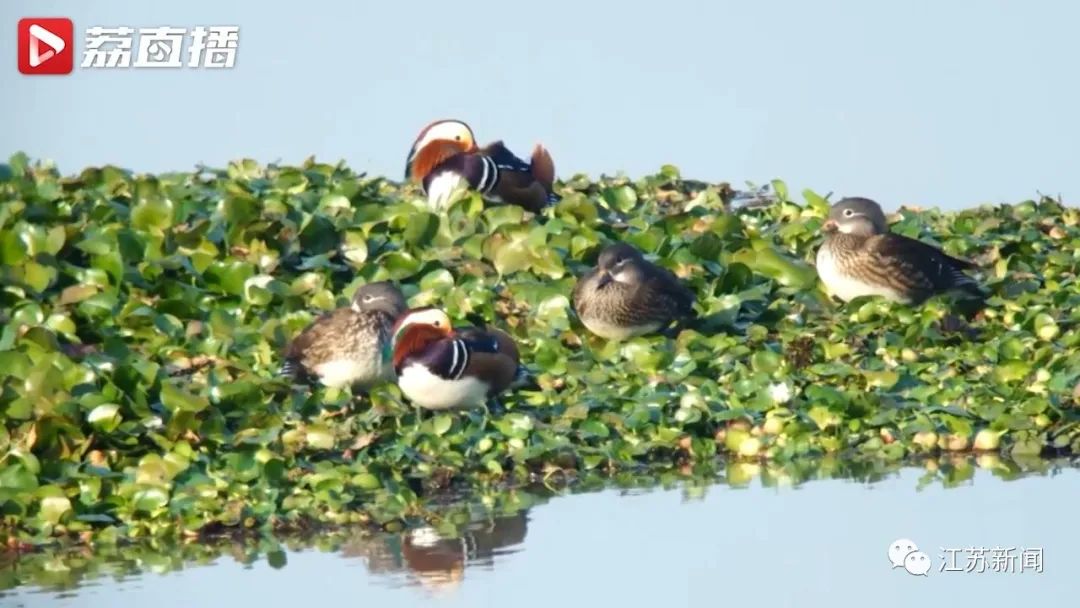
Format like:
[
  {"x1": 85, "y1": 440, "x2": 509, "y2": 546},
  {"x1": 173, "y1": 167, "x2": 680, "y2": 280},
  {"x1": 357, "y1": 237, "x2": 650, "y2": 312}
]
[{"x1": 1, "y1": 152, "x2": 1078, "y2": 546}]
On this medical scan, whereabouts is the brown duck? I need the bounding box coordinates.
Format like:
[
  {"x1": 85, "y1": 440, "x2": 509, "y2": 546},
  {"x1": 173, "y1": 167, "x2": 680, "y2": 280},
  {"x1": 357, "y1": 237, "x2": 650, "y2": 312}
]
[
  {"x1": 572, "y1": 242, "x2": 697, "y2": 340},
  {"x1": 404, "y1": 119, "x2": 558, "y2": 212},
  {"x1": 280, "y1": 281, "x2": 407, "y2": 389},
  {"x1": 388, "y1": 308, "x2": 523, "y2": 410},
  {"x1": 815, "y1": 197, "x2": 985, "y2": 304}
]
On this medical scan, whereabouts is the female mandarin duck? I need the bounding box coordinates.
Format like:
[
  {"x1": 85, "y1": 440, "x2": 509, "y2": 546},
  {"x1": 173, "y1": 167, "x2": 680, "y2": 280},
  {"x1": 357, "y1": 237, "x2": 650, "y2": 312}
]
[
  {"x1": 572, "y1": 242, "x2": 697, "y2": 340},
  {"x1": 404, "y1": 119, "x2": 559, "y2": 213},
  {"x1": 281, "y1": 281, "x2": 407, "y2": 389},
  {"x1": 816, "y1": 197, "x2": 985, "y2": 304},
  {"x1": 387, "y1": 307, "x2": 523, "y2": 410}
]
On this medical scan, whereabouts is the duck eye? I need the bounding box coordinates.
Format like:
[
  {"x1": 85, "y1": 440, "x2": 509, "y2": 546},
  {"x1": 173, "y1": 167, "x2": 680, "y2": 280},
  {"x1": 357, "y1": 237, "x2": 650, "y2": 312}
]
[
  {"x1": 363, "y1": 295, "x2": 374, "y2": 302},
  {"x1": 843, "y1": 209, "x2": 855, "y2": 217},
  {"x1": 454, "y1": 135, "x2": 461, "y2": 141}
]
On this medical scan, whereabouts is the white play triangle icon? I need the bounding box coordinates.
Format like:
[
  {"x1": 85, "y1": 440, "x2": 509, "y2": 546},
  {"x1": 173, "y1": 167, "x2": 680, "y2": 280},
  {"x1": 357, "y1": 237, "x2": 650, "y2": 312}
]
[{"x1": 28, "y1": 24, "x2": 66, "y2": 68}]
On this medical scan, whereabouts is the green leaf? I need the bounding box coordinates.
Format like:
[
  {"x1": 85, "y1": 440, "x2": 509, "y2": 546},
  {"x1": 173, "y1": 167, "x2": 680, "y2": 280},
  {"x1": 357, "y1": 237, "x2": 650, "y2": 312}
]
[
  {"x1": 131, "y1": 198, "x2": 174, "y2": 232},
  {"x1": 87, "y1": 403, "x2": 122, "y2": 432},
  {"x1": 602, "y1": 185, "x2": 638, "y2": 212},
  {"x1": 305, "y1": 425, "x2": 335, "y2": 450},
  {"x1": 578, "y1": 419, "x2": 610, "y2": 439},
  {"x1": 37, "y1": 488, "x2": 72, "y2": 524},
  {"x1": 132, "y1": 487, "x2": 170, "y2": 513},
  {"x1": 404, "y1": 211, "x2": 440, "y2": 246},
  {"x1": 431, "y1": 414, "x2": 453, "y2": 436},
  {"x1": 1033, "y1": 313, "x2": 1059, "y2": 341},
  {"x1": 160, "y1": 383, "x2": 208, "y2": 413},
  {"x1": 862, "y1": 370, "x2": 899, "y2": 389},
  {"x1": 22, "y1": 261, "x2": 57, "y2": 293}
]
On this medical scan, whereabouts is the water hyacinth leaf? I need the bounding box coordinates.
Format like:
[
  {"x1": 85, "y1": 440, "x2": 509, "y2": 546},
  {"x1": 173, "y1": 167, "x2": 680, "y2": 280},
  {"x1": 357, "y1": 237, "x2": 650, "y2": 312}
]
[
  {"x1": 318, "y1": 193, "x2": 351, "y2": 212},
  {"x1": 131, "y1": 198, "x2": 174, "y2": 233},
  {"x1": 305, "y1": 426, "x2": 335, "y2": 450},
  {"x1": 0, "y1": 463, "x2": 39, "y2": 492},
  {"x1": 352, "y1": 473, "x2": 382, "y2": 491},
  {"x1": 863, "y1": 370, "x2": 900, "y2": 389},
  {"x1": 37, "y1": 488, "x2": 73, "y2": 525},
  {"x1": 732, "y1": 244, "x2": 818, "y2": 289},
  {"x1": 404, "y1": 211, "x2": 440, "y2": 246},
  {"x1": 1033, "y1": 313, "x2": 1059, "y2": 341},
  {"x1": 132, "y1": 487, "x2": 170, "y2": 513},
  {"x1": 431, "y1": 414, "x2": 453, "y2": 436},
  {"x1": 87, "y1": 403, "x2": 122, "y2": 432},
  {"x1": 993, "y1": 361, "x2": 1032, "y2": 384},
  {"x1": 577, "y1": 419, "x2": 610, "y2": 439},
  {"x1": 377, "y1": 251, "x2": 422, "y2": 279},
  {"x1": 602, "y1": 185, "x2": 638, "y2": 212},
  {"x1": 419, "y1": 268, "x2": 455, "y2": 293},
  {"x1": 22, "y1": 261, "x2": 57, "y2": 293},
  {"x1": 0, "y1": 229, "x2": 28, "y2": 265},
  {"x1": 486, "y1": 234, "x2": 531, "y2": 276},
  {"x1": 483, "y1": 205, "x2": 525, "y2": 231},
  {"x1": 494, "y1": 413, "x2": 534, "y2": 439},
  {"x1": 58, "y1": 284, "x2": 99, "y2": 305},
  {"x1": 342, "y1": 231, "x2": 369, "y2": 266},
  {"x1": 0, "y1": 154, "x2": 1076, "y2": 545},
  {"x1": 160, "y1": 383, "x2": 209, "y2": 414},
  {"x1": 204, "y1": 260, "x2": 255, "y2": 296},
  {"x1": 44, "y1": 225, "x2": 66, "y2": 255},
  {"x1": 802, "y1": 189, "x2": 831, "y2": 215}
]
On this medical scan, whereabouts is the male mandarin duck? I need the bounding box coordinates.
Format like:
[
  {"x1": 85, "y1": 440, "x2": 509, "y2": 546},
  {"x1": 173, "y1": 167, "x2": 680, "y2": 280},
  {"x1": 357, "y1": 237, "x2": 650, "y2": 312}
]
[
  {"x1": 815, "y1": 197, "x2": 986, "y2": 304},
  {"x1": 281, "y1": 281, "x2": 407, "y2": 390},
  {"x1": 572, "y1": 242, "x2": 697, "y2": 340},
  {"x1": 387, "y1": 307, "x2": 523, "y2": 410},
  {"x1": 404, "y1": 119, "x2": 559, "y2": 212}
]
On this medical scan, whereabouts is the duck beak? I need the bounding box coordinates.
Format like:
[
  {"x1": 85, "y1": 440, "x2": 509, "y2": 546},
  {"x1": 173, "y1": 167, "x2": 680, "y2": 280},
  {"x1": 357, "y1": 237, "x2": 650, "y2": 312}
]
[
  {"x1": 822, "y1": 219, "x2": 838, "y2": 233},
  {"x1": 596, "y1": 271, "x2": 613, "y2": 289}
]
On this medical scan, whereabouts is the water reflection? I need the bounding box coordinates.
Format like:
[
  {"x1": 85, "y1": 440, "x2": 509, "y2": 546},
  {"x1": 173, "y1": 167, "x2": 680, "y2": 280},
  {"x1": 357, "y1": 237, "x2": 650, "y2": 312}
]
[
  {"x1": 2, "y1": 453, "x2": 1077, "y2": 605},
  {"x1": 339, "y1": 512, "x2": 529, "y2": 593}
]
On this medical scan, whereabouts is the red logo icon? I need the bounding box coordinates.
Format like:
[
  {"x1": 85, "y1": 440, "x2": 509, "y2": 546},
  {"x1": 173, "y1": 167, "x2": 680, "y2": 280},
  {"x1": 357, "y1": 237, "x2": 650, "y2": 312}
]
[{"x1": 18, "y1": 18, "x2": 74, "y2": 75}]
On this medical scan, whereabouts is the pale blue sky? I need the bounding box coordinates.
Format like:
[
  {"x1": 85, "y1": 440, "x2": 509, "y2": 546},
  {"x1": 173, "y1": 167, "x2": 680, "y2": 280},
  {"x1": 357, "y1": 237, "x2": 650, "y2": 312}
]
[{"x1": 3, "y1": 0, "x2": 1079, "y2": 209}]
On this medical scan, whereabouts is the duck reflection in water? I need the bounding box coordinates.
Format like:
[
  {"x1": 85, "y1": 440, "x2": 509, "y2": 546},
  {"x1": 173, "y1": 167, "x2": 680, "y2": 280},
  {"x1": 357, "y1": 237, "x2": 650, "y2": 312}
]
[{"x1": 340, "y1": 511, "x2": 529, "y2": 593}]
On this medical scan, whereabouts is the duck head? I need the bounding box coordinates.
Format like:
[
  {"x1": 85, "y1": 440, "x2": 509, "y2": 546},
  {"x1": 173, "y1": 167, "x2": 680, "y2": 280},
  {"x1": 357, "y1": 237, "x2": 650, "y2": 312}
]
[
  {"x1": 388, "y1": 307, "x2": 454, "y2": 368},
  {"x1": 822, "y1": 197, "x2": 889, "y2": 236},
  {"x1": 350, "y1": 281, "x2": 407, "y2": 317},
  {"x1": 594, "y1": 242, "x2": 647, "y2": 289},
  {"x1": 405, "y1": 119, "x2": 478, "y2": 182}
]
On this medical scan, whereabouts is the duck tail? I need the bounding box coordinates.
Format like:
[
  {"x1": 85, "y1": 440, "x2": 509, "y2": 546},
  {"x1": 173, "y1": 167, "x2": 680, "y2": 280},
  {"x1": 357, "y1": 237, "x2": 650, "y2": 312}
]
[
  {"x1": 956, "y1": 276, "x2": 989, "y2": 301},
  {"x1": 510, "y1": 364, "x2": 540, "y2": 391},
  {"x1": 530, "y1": 144, "x2": 557, "y2": 193}
]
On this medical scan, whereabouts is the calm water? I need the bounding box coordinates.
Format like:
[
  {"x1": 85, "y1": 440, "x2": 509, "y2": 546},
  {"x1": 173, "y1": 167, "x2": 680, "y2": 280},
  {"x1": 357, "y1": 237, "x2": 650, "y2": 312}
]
[{"x1": 3, "y1": 460, "x2": 1077, "y2": 608}]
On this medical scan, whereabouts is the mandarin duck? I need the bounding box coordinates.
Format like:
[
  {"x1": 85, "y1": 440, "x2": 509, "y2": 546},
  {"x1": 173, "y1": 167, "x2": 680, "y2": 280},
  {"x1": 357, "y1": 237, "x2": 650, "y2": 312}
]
[
  {"x1": 388, "y1": 308, "x2": 523, "y2": 410},
  {"x1": 281, "y1": 281, "x2": 407, "y2": 390},
  {"x1": 572, "y1": 242, "x2": 697, "y2": 340},
  {"x1": 815, "y1": 197, "x2": 985, "y2": 304},
  {"x1": 404, "y1": 119, "x2": 559, "y2": 212}
]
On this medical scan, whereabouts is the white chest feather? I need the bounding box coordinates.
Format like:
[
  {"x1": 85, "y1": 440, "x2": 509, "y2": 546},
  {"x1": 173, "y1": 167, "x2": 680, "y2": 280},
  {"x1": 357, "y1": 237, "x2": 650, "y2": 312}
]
[
  {"x1": 398, "y1": 363, "x2": 489, "y2": 410},
  {"x1": 426, "y1": 171, "x2": 468, "y2": 211},
  {"x1": 580, "y1": 317, "x2": 661, "y2": 341},
  {"x1": 816, "y1": 244, "x2": 908, "y2": 303},
  {"x1": 314, "y1": 357, "x2": 390, "y2": 389}
]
